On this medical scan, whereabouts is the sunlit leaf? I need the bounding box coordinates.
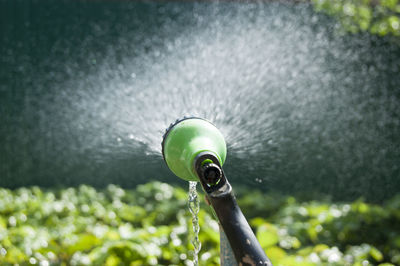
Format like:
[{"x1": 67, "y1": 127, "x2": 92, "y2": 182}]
[{"x1": 256, "y1": 223, "x2": 279, "y2": 249}]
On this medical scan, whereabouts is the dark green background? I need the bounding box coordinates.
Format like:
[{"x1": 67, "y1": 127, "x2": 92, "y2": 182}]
[{"x1": 1, "y1": 0, "x2": 399, "y2": 201}]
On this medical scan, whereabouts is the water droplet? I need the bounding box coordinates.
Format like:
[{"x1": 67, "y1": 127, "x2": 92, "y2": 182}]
[
  {"x1": 8, "y1": 216, "x2": 16, "y2": 227},
  {"x1": 40, "y1": 261, "x2": 50, "y2": 266}
]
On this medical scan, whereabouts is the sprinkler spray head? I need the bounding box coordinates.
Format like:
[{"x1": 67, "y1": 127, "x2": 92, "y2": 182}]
[{"x1": 161, "y1": 117, "x2": 227, "y2": 182}]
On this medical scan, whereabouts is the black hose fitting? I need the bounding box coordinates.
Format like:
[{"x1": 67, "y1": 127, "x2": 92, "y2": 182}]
[
  {"x1": 202, "y1": 163, "x2": 222, "y2": 186},
  {"x1": 194, "y1": 152, "x2": 272, "y2": 266}
]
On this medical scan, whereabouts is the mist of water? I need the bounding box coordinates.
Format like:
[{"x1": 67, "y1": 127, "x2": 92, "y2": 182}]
[{"x1": 1, "y1": 1, "x2": 399, "y2": 200}]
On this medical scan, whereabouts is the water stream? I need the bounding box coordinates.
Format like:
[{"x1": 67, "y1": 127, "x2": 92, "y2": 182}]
[{"x1": 188, "y1": 181, "x2": 201, "y2": 266}]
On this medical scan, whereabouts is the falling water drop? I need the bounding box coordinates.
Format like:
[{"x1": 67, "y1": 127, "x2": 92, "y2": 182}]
[{"x1": 188, "y1": 181, "x2": 201, "y2": 266}]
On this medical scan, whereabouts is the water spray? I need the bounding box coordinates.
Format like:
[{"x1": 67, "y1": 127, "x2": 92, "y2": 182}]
[{"x1": 162, "y1": 117, "x2": 271, "y2": 266}]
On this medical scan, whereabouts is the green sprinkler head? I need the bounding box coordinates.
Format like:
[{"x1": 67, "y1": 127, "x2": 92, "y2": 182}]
[
  {"x1": 162, "y1": 117, "x2": 227, "y2": 181},
  {"x1": 162, "y1": 117, "x2": 271, "y2": 265}
]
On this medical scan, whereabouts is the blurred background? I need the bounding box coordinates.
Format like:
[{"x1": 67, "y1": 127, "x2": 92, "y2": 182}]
[
  {"x1": 1, "y1": 0, "x2": 400, "y2": 265},
  {"x1": 1, "y1": 0, "x2": 400, "y2": 200}
]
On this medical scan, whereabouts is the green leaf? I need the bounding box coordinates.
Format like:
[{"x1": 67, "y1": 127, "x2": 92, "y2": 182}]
[
  {"x1": 256, "y1": 223, "x2": 279, "y2": 249},
  {"x1": 370, "y1": 247, "x2": 383, "y2": 262},
  {"x1": 388, "y1": 16, "x2": 400, "y2": 32},
  {"x1": 67, "y1": 234, "x2": 101, "y2": 254},
  {"x1": 265, "y1": 246, "x2": 286, "y2": 264},
  {"x1": 381, "y1": 0, "x2": 398, "y2": 9}
]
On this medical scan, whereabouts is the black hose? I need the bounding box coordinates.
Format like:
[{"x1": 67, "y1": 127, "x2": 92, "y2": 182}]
[
  {"x1": 194, "y1": 152, "x2": 272, "y2": 266},
  {"x1": 208, "y1": 187, "x2": 271, "y2": 266}
]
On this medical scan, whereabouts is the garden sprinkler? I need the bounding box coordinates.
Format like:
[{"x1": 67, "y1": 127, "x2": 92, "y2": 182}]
[{"x1": 162, "y1": 117, "x2": 271, "y2": 266}]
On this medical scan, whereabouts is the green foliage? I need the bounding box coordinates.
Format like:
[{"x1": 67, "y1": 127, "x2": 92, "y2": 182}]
[
  {"x1": 0, "y1": 182, "x2": 399, "y2": 265},
  {"x1": 238, "y1": 191, "x2": 400, "y2": 266},
  {"x1": 312, "y1": 0, "x2": 400, "y2": 37},
  {"x1": 0, "y1": 183, "x2": 220, "y2": 265}
]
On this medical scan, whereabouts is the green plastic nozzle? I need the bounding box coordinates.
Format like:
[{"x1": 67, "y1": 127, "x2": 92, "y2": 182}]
[{"x1": 162, "y1": 117, "x2": 227, "y2": 181}]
